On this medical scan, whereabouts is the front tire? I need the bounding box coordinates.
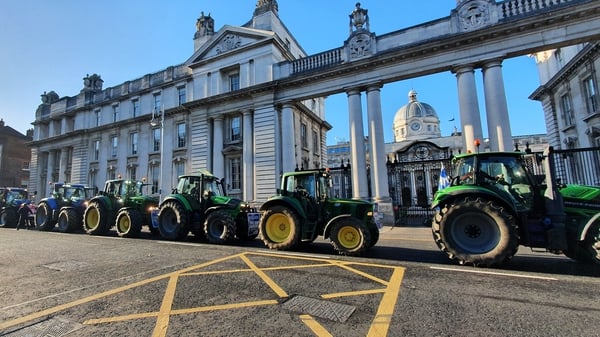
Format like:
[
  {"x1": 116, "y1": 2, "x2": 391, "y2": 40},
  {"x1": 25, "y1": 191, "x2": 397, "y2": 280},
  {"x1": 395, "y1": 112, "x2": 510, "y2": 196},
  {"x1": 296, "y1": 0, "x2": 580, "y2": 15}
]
[
  {"x1": 83, "y1": 201, "x2": 111, "y2": 235},
  {"x1": 432, "y1": 197, "x2": 519, "y2": 266},
  {"x1": 36, "y1": 203, "x2": 56, "y2": 231},
  {"x1": 330, "y1": 218, "x2": 371, "y2": 256},
  {"x1": 116, "y1": 208, "x2": 143, "y2": 238},
  {"x1": 204, "y1": 209, "x2": 236, "y2": 244},
  {"x1": 57, "y1": 208, "x2": 81, "y2": 233},
  {"x1": 158, "y1": 201, "x2": 190, "y2": 241},
  {"x1": 582, "y1": 222, "x2": 600, "y2": 265},
  {"x1": 259, "y1": 206, "x2": 301, "y2": 250},
  {"x1": 0, "y1": 209, "x2": 17, "y2": 228}
]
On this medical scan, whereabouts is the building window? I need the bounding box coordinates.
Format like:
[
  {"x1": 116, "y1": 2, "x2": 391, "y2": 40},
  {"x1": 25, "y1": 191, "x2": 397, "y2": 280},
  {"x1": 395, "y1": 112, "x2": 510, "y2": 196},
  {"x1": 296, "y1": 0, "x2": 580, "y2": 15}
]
[
  {"x1": 178, "y1": 86, "x2": 186, "y2": 106},
  {"x1": 229, "y1": 157, "x2": 241, "y2": 191},
  {"x1": 130, "y1": 132, "x2": 138, "y2": 155},
  {"x1": 112, "y1": 105, "x2": 119, "y2": 123},
  {"x1": 230, "y1": 116, "x2": 241, "y2": 142},
  {"x1": 153, "y1": 93, "x2": 162, "y2": 112},
  {"x1": 583, "y1": 76, "x2": 598, "y2": 114},
  {"x1": 301, "y1": 123, "x2": 308, "y2": 148},
  {"x1": 560, "y1": 94, "x2": 574, "y2": 127},
  {"x1": 150, "y1": 164, "x2": 159, "y2": 194},
  {"x1": 153, "y1": 128, "x2": 161, "y2": 152},
  {"x1": 132, "y1": 99, "x2": 140, "y2": 118},
  {"x1": 94, "y1": 110, "x2": 100, "y2": 127},
  {"x1": 89, "y1": 171, "x2": 97, "y2": 190},
  {"x1": 93, "y1": 140, "x2": 100, "y2": 161},
  {"x1": 127, "y1": 166, "x2": 137, "y2": 181},
  {"x1": 111, "y1": 136, "x2": 118, "y2": 158},
  {"x1": 312, "y1": 130, "x2": 318, "y2": 153},
  {"x1": 229, "y1": 74, "x2": 240, "y2": 91},
  {"x1": 175, "y1": 161, "x2": 185, "y2": 178},
  {"x1": 108, "y1": 167, "x2": 116, "y2": 180},
  {"x1": 177, "y1": 123, "x2": 187, "y2": 148}
]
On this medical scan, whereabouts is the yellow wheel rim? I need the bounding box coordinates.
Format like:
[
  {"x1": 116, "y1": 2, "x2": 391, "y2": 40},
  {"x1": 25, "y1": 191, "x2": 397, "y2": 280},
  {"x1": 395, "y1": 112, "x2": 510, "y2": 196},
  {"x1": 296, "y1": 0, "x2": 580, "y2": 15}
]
[
  {"x1": 337, "y1": 225, "x2": 360, "y2": 249},
  {"x1": 265, "y1": 213, "x2": 291, "y2": 243},
  {"x1": 86, "y1": 208, "x2": 99, "y2": 230},
  {"x1": 118, "y1": 216, "x2": 130, "y2": 233}
]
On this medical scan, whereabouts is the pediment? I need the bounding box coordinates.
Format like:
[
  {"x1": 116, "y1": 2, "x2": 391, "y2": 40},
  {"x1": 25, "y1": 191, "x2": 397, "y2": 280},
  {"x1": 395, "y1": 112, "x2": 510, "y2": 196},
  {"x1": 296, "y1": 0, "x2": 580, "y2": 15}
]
[{"x1": 186, "y1": 25, "x2": 275, "y2": 66}]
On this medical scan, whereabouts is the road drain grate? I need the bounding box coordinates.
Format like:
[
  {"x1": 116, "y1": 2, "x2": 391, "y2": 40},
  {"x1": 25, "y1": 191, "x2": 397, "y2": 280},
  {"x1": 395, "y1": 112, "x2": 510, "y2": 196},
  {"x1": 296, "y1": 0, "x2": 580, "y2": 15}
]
[
  {"x1": 1, "y1": 316, "x2": 84, "y2": 337},
  {"x1": 281, "y1": 295, "x2": 356, "y2": 323}
]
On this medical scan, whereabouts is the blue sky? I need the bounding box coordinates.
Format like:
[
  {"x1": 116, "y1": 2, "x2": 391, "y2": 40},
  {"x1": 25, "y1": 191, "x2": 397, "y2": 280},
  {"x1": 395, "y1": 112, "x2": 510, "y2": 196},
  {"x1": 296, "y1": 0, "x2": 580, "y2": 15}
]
[{"x1": 0, "y1": 1, "x2": 546, "y2": 144}]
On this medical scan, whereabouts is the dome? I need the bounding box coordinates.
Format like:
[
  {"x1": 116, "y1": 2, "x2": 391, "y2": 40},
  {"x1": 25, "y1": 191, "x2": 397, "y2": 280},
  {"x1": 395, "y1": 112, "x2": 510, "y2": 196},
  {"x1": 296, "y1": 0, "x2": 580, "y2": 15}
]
[{"x1": 393, "y1": 90, "x2": 441, "y2": 142}]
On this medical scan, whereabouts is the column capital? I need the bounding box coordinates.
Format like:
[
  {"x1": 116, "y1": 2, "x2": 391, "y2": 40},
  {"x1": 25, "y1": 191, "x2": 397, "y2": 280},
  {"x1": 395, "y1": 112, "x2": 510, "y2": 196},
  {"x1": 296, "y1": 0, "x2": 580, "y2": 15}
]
[
  {"x1": 452, "y1": 64, "x2": 475, "y2": 74},
  {"x1": 345, "y1": 87, "x2": 362, "y2": 96},
  {"x1": 483, "y1": 59, "x2": 504, "y2": 69},
  {"x1": 241, "y1": 108, "x2": 253, "y2": 116},
  {"x1": 366, "y1": 82, "x2": 383, "y2": 92}
]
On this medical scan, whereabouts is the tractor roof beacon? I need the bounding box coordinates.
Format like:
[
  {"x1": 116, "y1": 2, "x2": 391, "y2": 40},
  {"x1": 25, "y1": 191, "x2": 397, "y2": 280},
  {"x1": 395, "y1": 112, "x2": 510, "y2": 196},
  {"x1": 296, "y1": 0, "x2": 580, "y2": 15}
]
[
  {"x1": 259, "y1": 169, "x2": 380, "y2": 256},
  {"x1": 431, "y1": 148, "x2": 600, "y2": 267}
]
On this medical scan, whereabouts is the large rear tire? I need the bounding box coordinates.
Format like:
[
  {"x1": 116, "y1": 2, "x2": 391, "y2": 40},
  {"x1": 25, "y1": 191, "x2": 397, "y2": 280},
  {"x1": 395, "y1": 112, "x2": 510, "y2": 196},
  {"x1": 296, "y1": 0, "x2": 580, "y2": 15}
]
[
  {"x1": 57, "y1": 208, "x2": 81, "y2": 233},
  {"x1": 158, "y1": 201, "x2": 190, "y2": 241},
  {"x1": 330, "y1": 218, "x2": 371, "y2": 256},
  {"x1": 432, "y1": 197, "x2": 519, "y2": 267},
  {"x1": 0, "y1": 209, "x2": 17, "y2": 228},
  {"x1": 36, "y1": 202, "x2": 56, "y2": 231},
  {"x1": 204, "y1": 209, "x2": 236, "y2": 244},
  {"x1": 116, "y1": 208, "x2": 143, "y2": 238},
  {"x1": 582, "y1": 222, "x2": 600, "y2": 265},
  {"x1": 259, "y1": 206, "x2": 301, "y2": 250},
  {"x1": 83, "y1": 201, "x2": 111, "y2": 235}
]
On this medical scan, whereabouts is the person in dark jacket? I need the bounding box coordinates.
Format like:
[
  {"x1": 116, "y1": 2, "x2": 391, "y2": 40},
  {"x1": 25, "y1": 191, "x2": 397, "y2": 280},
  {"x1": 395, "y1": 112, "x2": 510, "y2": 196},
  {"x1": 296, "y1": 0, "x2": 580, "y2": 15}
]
[{"x1": 16, "y1": 202, "x2": 33, "y2": 230}]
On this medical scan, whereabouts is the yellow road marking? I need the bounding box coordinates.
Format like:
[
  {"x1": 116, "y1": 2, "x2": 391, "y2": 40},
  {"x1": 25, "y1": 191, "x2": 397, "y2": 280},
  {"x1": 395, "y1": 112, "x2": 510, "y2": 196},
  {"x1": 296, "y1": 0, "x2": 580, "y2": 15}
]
[
  {"x1": 152, "y1": 274, "x2": 179, "y2": 337},
  {"x1": 367, "y1": 267, "x2": 405, "y2": 337},
  {"x1": 239, "y1": 254, "x2": 288, "y2": 298},
  {"x1": 321, "y1": 288, "x2": 386, "y2": 299},
  {"x1": 331, "y1": 261, "x2": 389, "y2": 285},
  {"x1": 300, "y1": 314, "x2": 333, "y2": 337}
]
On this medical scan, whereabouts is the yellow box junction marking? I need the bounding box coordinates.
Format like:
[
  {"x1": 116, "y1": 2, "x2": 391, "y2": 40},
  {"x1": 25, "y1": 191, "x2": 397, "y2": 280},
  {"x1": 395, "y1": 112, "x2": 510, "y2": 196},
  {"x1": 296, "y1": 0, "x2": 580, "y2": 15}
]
[{"x1": 0, "y1": 252, "x2": 405, "y2": 337}]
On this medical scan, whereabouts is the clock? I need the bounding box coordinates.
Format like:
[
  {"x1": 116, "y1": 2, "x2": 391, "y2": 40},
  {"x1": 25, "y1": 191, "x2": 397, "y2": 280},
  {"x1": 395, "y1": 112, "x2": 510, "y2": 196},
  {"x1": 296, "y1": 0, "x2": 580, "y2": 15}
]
[
  {"x1": 410, "y1": 121, "x2": 421, "y2": 131},
  {"x1": 415, "y1": 145, "x2": 430, "y2": 159}
]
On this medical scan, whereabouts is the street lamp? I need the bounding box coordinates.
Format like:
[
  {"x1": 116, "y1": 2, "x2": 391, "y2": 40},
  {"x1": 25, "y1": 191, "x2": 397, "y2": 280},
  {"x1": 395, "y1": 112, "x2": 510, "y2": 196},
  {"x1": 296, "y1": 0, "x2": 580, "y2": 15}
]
[{"x1": 150, "y1": 106, "x2": 164, "y2": 203}]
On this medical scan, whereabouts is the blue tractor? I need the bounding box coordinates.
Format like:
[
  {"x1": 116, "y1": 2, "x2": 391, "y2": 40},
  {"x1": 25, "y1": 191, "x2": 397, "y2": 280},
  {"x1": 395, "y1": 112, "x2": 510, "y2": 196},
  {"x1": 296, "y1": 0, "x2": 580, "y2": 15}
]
[
  {"x1": 35, "y1": 183, "x2": 96, "y2": 233},
  {"x1": 0, "y1": 187, "x2": 31, "y2": 228}
]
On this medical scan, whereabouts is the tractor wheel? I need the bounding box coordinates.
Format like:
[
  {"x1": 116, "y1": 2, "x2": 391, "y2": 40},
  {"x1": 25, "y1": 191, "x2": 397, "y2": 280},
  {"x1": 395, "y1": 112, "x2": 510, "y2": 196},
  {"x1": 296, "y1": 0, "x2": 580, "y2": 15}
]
[
  {"x1": 259, "y1": 206, "x2": 301, "y2": 250},
  {"x1": 369, "y1": 225, "x2": 380, "y2": 248},
  {"x1": 432, "y1": 197, "x2": 519, "y2": 267},
  {"x1": 582, "y1": 222, "x2": 600, "y2": 265},
  {"x1": 116, "y1": 208, "x2": 143, "y2": 238},
  {"x1": 158, "y1": 201, "x2": 190, "y2": 241},
  {"x1": 57, "y1": 208, "x2": 81, "y2": 233},
  {"x1": 0, "y1": 209, "x2": 17, "y2": 228},
  {"x1": 330, "y1": 218, "x2": 371, "y2": 256},
  {"x1": 36, "y1": 202, "x2": 56, "y2": 231},
  {"x1": 204, "y1": 209, "x2": 236, "y2": 244},
  {"x1": 83, "y1": 201, "x2": 111, "y2": 235}
]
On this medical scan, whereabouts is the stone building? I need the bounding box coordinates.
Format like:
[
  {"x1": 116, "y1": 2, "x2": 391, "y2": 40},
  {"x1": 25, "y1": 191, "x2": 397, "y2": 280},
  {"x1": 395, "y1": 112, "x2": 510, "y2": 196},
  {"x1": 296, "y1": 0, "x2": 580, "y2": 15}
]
[
  {"x1": 0, "y1": 119, "x2": 33, "y2": 189},
  {"x1": 28, "y1": 1, "x2": 329, "y2": 201}
]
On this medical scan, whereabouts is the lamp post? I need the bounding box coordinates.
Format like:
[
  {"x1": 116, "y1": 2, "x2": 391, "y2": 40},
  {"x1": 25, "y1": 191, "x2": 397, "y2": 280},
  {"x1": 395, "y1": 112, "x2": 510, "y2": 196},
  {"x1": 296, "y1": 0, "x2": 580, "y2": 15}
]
[{"x1": 150, "y1": 106, "x2": 164, "y2": 203}]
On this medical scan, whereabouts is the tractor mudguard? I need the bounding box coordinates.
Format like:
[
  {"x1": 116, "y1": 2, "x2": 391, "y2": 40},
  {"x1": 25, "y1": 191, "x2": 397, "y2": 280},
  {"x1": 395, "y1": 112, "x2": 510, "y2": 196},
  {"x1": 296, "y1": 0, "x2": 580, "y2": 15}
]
[
  {"x1": 579, "y1": 212, "x2": 600, "y2": 241},
  {"x1": 41, "y1": 198, "x2": 60, "y2": 211},
  {"x1": 432, "y1": 187, "x2": 515, "y2": 211},
  {"x1": 323, "y1": 214, "x2": 356, "y2": 239},
  {"x1": 89, "y1": 196, "x2": 116, "y2": 212},
  {"x1": 161, "y1": 194, "x2": 195, "y2": 212},
  {"x1": 260, "y1": 197, "x2": 306, "y2": 221}
]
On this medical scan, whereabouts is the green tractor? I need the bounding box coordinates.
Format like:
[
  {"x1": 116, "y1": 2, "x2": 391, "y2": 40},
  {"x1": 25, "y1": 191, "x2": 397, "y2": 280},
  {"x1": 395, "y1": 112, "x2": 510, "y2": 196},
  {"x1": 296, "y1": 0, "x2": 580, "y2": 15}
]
[
  {"x1": 83, "y1": 179, "x2": 158, "y2": 237},
  {"x1": 259, "y1": 169, "x2": 380, "y2": 256},
  {"x1": 153, "y1": 171, "x2": 260, "y2": 243},
  {"x1": 35, "y1": 182, "x2": 96, "y2": 232},
  {"x1": 431, "y1": 148, "x2": 600, "y2": 266}
]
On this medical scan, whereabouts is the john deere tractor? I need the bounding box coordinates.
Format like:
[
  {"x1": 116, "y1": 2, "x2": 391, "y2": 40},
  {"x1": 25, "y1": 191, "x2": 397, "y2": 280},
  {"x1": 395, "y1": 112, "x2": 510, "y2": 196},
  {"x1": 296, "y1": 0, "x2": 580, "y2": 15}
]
[
  {"x1": 83, "y1": 179, "x2": 158, "y2": 237},
  {"x1": 154, "y1": 171, "x2": 259, "y2": 243},
  {"x1": 259, "y1": 169, "x2": 380, "y2": 256},
  {"x1": 36, "y1": 183, "x2": 95, "y2": 232},
  {"x1": 431, "y1": 148, "x2": 600, "y2": 266}
]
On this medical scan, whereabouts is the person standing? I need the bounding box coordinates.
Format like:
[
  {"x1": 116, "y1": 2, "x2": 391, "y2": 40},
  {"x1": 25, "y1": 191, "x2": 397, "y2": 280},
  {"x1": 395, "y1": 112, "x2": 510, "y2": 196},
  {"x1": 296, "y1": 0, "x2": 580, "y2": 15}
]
[{"x1": 16, "y1": 202, "x2": 32, "y2": 230}]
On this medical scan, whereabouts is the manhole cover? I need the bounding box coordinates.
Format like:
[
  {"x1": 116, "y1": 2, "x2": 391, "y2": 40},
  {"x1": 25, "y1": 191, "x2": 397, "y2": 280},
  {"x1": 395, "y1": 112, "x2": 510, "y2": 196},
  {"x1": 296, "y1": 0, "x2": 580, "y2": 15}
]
[
  {"x1": 1, "y1": 316, "x2": 84, "y2": 337},
  {"x1": 281, "y1": 295, "x2": 356, "y2": 323}
]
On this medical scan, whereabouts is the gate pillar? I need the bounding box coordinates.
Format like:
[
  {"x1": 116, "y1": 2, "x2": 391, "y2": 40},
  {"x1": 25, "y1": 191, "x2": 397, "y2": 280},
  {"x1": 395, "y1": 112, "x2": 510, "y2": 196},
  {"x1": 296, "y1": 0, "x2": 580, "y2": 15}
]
[{"x1": 454, "y1": 65, "x2": 484, "y2": 153}]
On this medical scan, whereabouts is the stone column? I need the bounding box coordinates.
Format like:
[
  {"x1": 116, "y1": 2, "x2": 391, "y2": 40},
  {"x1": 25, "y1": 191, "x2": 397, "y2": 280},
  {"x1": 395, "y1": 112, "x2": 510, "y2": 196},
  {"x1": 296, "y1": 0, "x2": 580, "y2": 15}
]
[
  {"x1": 482, "y1": 59, "x2": 513, "y2": 151},
  {"x1": 59, "y1": 149, "x2": 69, "y2": 183},
  {"x1": 347, "y1": 89, "x2": 369, "y2": 200},
  {"x1": 454, "y1": 65, "x2": 484, "y2": 153},
  {"x1": 212, "y1": 116, "x2": 224, "y2": 177},
  {"x1": 281, "y1": 103, "x2": 296, "y2": 173},
  {"x1": 47, "y1": 150, "x2": 55, "y2": 183},
  {"x1": 242, "y1": 109, "x2": 254, "y2": 201}
]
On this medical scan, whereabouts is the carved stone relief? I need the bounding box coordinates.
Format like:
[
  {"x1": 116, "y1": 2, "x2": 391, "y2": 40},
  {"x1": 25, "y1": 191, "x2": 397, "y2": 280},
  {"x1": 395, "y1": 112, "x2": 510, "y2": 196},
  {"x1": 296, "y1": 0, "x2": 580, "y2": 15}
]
[
  {"x1": 216, "y1": 34, "x2": 242, "y2": 54},
  {"x1": 457, "y1": 0, "x2": 491, "y2": 32}
]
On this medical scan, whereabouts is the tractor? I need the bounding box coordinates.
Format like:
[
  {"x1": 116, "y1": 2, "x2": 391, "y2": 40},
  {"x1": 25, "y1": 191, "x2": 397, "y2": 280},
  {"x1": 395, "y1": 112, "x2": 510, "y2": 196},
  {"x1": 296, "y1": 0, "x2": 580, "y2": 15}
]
[
  {"x1": 83, "y1": 179, "x2": 158, "y2": 237},
  {"x1": 259, "y1": 169, "x2": 380, "y2": 256},
  {"x1": 153, "y1": 170, "x2": 260, "y2": 243},
  {"x1": 35, "y1": 182, "x2": 96, "y2": 232},
  {"x1": 0, "y1": 187, "x2": 31, "y2": 228},
  {"x1": 431, "y1": 148, "x2": 600, "y2": 266}
]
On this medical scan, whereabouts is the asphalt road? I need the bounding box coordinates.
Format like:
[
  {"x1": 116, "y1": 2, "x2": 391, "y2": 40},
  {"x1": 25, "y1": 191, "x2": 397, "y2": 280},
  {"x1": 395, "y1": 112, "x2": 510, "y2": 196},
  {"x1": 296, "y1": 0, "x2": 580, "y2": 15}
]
[{"x1": 1, "y1": 226, "x2": 599, "y2": 337}]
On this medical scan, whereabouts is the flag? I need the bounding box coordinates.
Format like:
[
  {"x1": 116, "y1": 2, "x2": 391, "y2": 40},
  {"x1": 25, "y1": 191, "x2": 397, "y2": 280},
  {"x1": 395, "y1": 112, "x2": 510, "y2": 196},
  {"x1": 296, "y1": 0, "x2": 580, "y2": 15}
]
[{"x1": 438, "y1": 163, "x2": 450, "y2": 190}]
